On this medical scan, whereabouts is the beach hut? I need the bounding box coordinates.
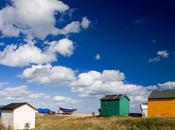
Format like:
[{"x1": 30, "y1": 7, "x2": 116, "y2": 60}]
[
  {"x1": 148, "y1": 90, "x2": 175, "y2": 117},
  {"x1": 140, "y1": 103, "x2": 148, "y2": 117},
  {"x1": 100, "y1": 94, "x2": 130, "y2": 117},
  {"x1": 0, "y1": 102, "x2": 36, "y2": 130}
]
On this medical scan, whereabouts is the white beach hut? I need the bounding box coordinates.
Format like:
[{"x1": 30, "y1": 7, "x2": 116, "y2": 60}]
[
  {"x1": 0, "y1": 102, "x2": 36, "y2": 130},
  {"x1": 140, "y1": 103, "x2": 148, "y2": 117}
]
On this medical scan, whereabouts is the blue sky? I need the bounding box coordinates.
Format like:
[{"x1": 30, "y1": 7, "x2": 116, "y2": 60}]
[{"x1": 0, "y1": 0, "x2": 175, "y2": 113}]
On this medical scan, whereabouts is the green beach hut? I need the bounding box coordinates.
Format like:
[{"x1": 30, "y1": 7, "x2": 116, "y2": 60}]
[{"x1": 100, "y1": 94, "x2": 130, "y2": 117}]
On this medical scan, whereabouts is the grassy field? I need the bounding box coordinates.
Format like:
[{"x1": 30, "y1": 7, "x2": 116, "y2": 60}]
[
  {"x1": 1, "y1": 115, "x2": 175, "y2": 130},
  {"x1": 35, "y1": 115, "x2": 175, "y2": 130}
]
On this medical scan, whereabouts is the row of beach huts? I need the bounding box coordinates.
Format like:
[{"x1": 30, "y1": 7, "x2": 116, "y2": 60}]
[
  {"x1": 99, "y1": 90, "x2": 175, "y2": 117},
  {"x1": 0, "y1": 89, "x2": 175, "y2": 130}
]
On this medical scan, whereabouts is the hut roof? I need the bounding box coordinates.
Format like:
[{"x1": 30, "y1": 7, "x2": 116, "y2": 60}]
[
  {"x1": 0, "y1": 102, "x2": 36, "y2": 110},
  {"x1": 101, "y1": 94, "x2": 130, "y2": 101},
  {"x1": 149, "y1": 90, "x2": 175, "y2": 99}
]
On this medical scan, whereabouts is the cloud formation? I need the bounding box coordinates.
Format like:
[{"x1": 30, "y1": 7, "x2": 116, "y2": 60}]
[
  {"x1": 53, "y1": 96, "x2": 79, "y2": 107},
  {"x1": 0, "y1": 0, "x2": 91, "y2": 40},
  {"x1": 20, "y1": 64, "x2": 76, "y2": 85},
  {"x1": 57, "y1": 17, "x2": 91, "y2": 35},
  {"x1": 0, "y1": 83, "x2": 78, "y2": 108},
  {"x1": 0, "y1": 0, "x2": 69, "y2": 39},
  {"x1": 18, "y1": 64, "x2": 175, "y2": 111},
  {"x1": 20, "y1": 65, "x2": 151, "y2": 110},
  {"x1": 149, "y1": 50, "x2": 169, "y2": 63},
  {"x1": 0, "y1": 38, "x2": 75, "y2": 67},
  {"x1": 158, "y1": 81, "x2": 175, "y2": 89}
]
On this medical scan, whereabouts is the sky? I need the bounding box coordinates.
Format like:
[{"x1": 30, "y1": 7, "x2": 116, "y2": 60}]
[{"x1": 0, "y1": 0, "x2": 175, "y2": 114}]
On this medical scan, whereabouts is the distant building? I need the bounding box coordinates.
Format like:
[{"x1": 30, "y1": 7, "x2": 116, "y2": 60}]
[
  {"x1": 99, "y1": 94, "x2": 130, "y2": 117},
  {"x1": 148, "y1": 90, "x2": 175, "y2": 117},
  {"x1": 140, "y1": 103, "x2": 148, "y2": 117},
  {"x1": 0, "y1": 102, "x2": 36, "y2": 130}
]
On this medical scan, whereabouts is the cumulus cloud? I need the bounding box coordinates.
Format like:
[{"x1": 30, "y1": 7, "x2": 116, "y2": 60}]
[
  {"x1": 149, "y1": 50, "x2": 169, "y2": 63},
  {"x1": 71, "y1": 70, "x2": 147, "y2": 100},
  {"x1": 158, "y1": 81, "x2": 175, "y2": 89},
  {"x1": 57, "y1": 17, "x2": 91, "y2": 35},
  {"x1": 53, "y1": 96, "x2": 79, "y2": 107},
  {"x1": 47, "y1": 38, "x2": 74, "y2": 57},
  {"x1": 0, "y1": 85, "x2": 50, "y2": 101},
  {"x1": 58, "y1": 21, "x2": 81, "y2": 35},
  {"x1": 20, "y1": 64, "x2": 76, "y2": 85},
  {"x1": 0, "y1": 0, "x2": 69, "y2": 39},
  {"x1": 0, "y1": 38, "x2": 75, "y2": 67},
  {"x1": 95, "y1": 53, "x2": 101, "y2": 60},
  {"x1": 20, "y1": 66, "x2": 150, "y2": 111},
  {"x1": 157, "y1": 50, "x2": 169, "y2": 58},
  {"x1": 81, "y1": 17, "x2": 91, "y2": 29},
  {"x1": 20, "y1": 64, "x2": 175, "y2": 112},
  {"x1": 0, "y1": 83, "x2": 79, "y2": 108},
  {"x1": 0, "y1": 43, "x2": 53, "y2": 67}
]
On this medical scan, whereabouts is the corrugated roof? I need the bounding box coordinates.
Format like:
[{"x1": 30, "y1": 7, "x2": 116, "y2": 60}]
[
  {"x1": 101, "y1": 94, "x2": 130, "y2": 101},
  {"x1": 149, "y1": 90, "x2": 175, "y2": 99},
  {"x1": 0, "y1": 102, "x2": 36, "y2": 110}
]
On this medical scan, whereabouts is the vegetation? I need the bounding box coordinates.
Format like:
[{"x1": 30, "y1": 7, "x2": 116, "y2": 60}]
[
  {"x1": 35, "y1": 115, "x2": 175, "y2": 130},
  {"x1": 1, "y1": 115, "x2": 175, "y2": 130}
]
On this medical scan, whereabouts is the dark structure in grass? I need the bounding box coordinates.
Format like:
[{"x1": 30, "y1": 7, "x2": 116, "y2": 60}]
[{"x1": 99, "y1": 94, "x2": 130, "y2": 117}]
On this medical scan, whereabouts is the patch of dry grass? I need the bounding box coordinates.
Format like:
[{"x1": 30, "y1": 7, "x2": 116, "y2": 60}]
[
  {"x1": 1, "y1": 115, "x2": 175, "y2": 130},
  {"x1": 35, "y1": 115, "x2": 175, "y2": 130}
]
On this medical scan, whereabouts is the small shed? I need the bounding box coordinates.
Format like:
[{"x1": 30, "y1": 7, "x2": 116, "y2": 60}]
[
  {"x1": 0, "y1": 102, "x2": 36, "y2": 130},
  {"x1": 148, "y1": 90, "x2": 175, "y2": 117},
  {"x1": 100, "y1": 94, "x2": 130, "y2": 117},
  {"x1": 140, "y1": 103, "x2": 148, "y2": 117}
]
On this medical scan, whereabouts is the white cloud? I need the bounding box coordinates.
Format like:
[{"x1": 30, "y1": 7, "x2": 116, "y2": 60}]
[
  {"x1": 148, "y1": 56, "x2": 160, "y2": 63},
  {"x1": 58, "y1": 21, "x2": 81, "y2": 35},
  {"x1": 71, "y1": 70, "x2": 147, "y2": 99},
  {"x1": 47, "y1": 38, "x2": 74, "y2": 57},
  {"x1": 81, "y1": 17, "x2": 91, "y2": 29},
  {"x1": 20, "y1": 64, "x2": 76, "y2": 85},
  {"x1": 27, "y1": 93, "x2": 50, "y2": 99},
  {"x1": 101, "y1": 70, "x2": 125, "y2": 81},
  {"x1": 57, "y1": 17, "x2": 91, "y2": 35},
  {"x1": 0, "y1": 38, "x2": 75, "y2": 67},
  {"x1": 0, "y1": 43, "x2": 53, "y2": 67},
  {"x1": 20, "y1": 64, "x2": 175, "y2": 112},
  {"x1": 53, "y1": 96, "x2": 78, "y2": 107},
  {"x1": 0, "y1": 83, "x2": 79, "y2": 108},
  {"x1": 157, "y1": 50, "x2": 169, "y2": 58},
  {"x1": 0, "y1": 0, "x2": 69, "y2": 39},
  {"x1": 149, "y1": 50, "x2": 169, "y2": 63},
  {"x1": 158, "y1": 81, "x2": 175, "y2": 89},
  {"x1": 0, "y1": 85, "x2": 50, "y2": 102},
  {"x1": 95, "y1": 53, "x2": 101, "y2": 60},
  {"x1": 21, "y1": 66, "x2": 149, "y2": 105},
  {"x1": 70, "y1": 69, "x2": 150, "y2": 112}
]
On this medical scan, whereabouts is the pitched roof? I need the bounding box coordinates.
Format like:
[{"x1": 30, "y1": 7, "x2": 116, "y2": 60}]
[
  {"x1": 0, "y1": 102, "x2": 36, "y2": 110},
  {"x1": 101, "y1": 94, "x2": 130, "y2": 101},
  {"x1": 149, "y1": 90, "x2": 175, "y2": 99}
]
